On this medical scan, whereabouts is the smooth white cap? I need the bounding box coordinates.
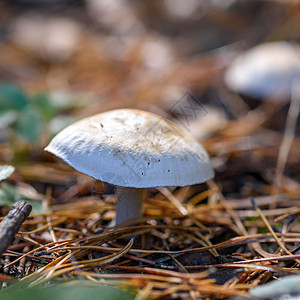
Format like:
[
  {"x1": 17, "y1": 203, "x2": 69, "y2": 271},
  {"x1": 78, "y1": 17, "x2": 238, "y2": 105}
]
[
  {"x1": 45, "y1": 109, "x2": 214, "y2": 188},
  {"x1": 225, "y1": 42, "x2": 300, "y2": 99}
]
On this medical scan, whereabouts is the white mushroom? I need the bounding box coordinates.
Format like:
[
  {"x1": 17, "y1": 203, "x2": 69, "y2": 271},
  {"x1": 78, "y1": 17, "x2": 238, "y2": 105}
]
[
  {"x1": 224, "y1": 42, "x2": 300, "y2": 100},
  {"x1": 45, "y1": 109, "x2": 214, "y2": 225}
]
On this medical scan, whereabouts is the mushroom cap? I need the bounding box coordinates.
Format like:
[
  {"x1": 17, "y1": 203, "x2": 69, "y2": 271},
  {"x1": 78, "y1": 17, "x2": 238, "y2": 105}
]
[
  {"x1": 45, "y1": 109, "x2": 214, "y2": 188},
  {"x1": 224, "y1": 42, "x2": 300, "y2": 100}
]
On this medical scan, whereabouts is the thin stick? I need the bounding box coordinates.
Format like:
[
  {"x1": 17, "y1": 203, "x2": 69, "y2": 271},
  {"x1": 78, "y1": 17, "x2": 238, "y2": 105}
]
[
  {"x1": 46, "y1": 216, "x2": 57, "y2": 243},
  {"x1": 0, "y1": 201, "x2": 32, "y2": 256},
  {"x1": 272, "y1": 82, "x2": 300, "y2": 200},
  {"x1": 157, "y1": 187, "x2": 188, "y2": 216}
]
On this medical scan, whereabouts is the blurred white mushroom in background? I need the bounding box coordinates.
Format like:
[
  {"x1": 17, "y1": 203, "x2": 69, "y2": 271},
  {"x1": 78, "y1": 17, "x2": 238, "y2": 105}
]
[
  {"x1": 163, "y1": 0, "x2": 202, "y2": 20},
  {"x1": 224, "y1": 42, "x2": 300, "y2": 100},
  {"x1": 157, "y1": 86, "x2": 228, "y2": 140},
  {"x1": 187, "y1": 105, "x2": 228, "y2": 140},
  {"x1": 86, "y1": 0, "x2": 144, "y2": 36},
  {"x1": 11, "y1": 14, "x2": 81, "y2": 62},
  {"x1": 140, "y1": 37, "x2": 175, "y2": 70}
]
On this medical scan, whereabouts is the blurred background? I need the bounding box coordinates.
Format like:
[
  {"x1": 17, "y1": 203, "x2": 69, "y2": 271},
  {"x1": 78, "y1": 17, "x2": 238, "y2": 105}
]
[
  {"x1": 1, "y1": 0, "x2": 299, "y2": 111},
  {"x1": 0, "y1": 0, "x2": 300, "y2": 200}
]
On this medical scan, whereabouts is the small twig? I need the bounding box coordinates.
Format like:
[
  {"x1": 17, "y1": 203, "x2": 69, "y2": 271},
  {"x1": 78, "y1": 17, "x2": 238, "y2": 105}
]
[
  {"x1": 272, "y1": 82, "x2": 300, "y2": 201},
  {"x1": 0, "y1": 201, "x2": 32, "y2": 257},
  {"x1": 157, "y1": 187, "x2": 188, "y2": 216},
  {"x1": 46, "y1": 216, "x2": 57, "y2": 243}
]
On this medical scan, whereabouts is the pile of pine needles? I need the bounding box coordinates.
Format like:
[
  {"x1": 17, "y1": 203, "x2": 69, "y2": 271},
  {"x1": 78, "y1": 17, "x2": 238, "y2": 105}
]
[{"x1": 1, "y1": 97, "x2": 300, "y2": 299}]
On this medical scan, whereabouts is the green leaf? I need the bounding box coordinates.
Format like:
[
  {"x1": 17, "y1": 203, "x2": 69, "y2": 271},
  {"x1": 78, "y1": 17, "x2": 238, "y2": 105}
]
[
  {"x1": 0, "y1": 165, "x2": 15, "y2": 182},
  {"x1": 14, "y1": 107, "x2": 44, "y2": 143},
  {"x1": 30, "y1": 92, "x2": 59, "y2": 121},
  {"x1": 0, "y1": 284, "x2": 134, "y2": 300},
  {"x1": 0, "y1": 182, "x2": 45, "y2": 213},
  {"x1": 0, "y1": 83, "x2": 28, "y2": 111}
]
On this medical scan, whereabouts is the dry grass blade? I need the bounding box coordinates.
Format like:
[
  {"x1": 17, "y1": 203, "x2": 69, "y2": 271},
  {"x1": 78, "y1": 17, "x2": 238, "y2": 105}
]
[
  {"x1": 26, "y1": 238, "x2": 134, "y2": 286},
  {"x1": 272, "y1": 82, "x2": 300, "y2": 199},
  {"x1": 157, "y1": 187, "x2": 188, "y2": 216}
]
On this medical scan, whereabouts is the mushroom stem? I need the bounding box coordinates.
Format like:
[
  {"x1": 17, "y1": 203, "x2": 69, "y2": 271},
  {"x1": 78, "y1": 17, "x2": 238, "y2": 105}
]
[{"x1": 115, "y1": 187, "x2": 144, "y2": 225}]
